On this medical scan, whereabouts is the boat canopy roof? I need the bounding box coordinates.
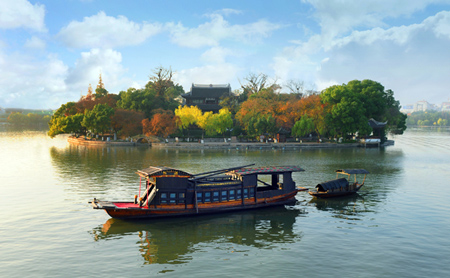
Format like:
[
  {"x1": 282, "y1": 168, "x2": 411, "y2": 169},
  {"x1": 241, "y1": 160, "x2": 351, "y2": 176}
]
[
  {"x1": 316, "y1": 178, "x2": 349, "y2": 191},
  {"x1": 137, "y1": 166, "x2": 193, "y2": 178},
  {"x1": 336, "y1": 169, "x2": 369, "y2": 175},
  {"x1": 230, "y1": 166, "x2": 304, "y2": 176}
]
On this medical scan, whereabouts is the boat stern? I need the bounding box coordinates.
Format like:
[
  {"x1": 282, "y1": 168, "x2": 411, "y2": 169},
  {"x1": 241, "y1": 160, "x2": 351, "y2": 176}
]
[{"x1": 91, "y1": 198, "x2": 117, "y2": 210}]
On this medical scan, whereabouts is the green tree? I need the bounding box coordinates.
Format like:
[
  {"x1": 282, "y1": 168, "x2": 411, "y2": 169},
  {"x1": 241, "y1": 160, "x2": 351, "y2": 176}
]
[
  {"x1": 94, "y1": 73, "x2": 108, "y2": 99},
  {"x1": 48, "y1": 102, "x2": 79, "y2": 138},
  {"x1": 247, "y1": 114, "x2": 277, "y2": 138},
  {"x1": 321, "y1": 79, "x2": 406, "y2": 137},
  {"x1": 437, "y1": 118, "x2": 449, "y2": 126},
  {"x1": 48, "y1": 113, "x2": 84, "y2": 138},
  {"x1": 292, "y1": 115, "x2": 315, "y2": 137},
  {"x1": 82, "y1": 104, "x2": 114, "y2": 135},
  {"x1": 7, "y1": 112, "x2": 27, "y2": 125},
  {"x1": 117, "y1": 67, "x2": 183, "y2": 118},
  {"x1": 321, "y1": 84, "x2": 370, "y2": 137},
  {"x1": 211, "y1": 108, "x2": 233, "y2": 136},
  {"x1": 197, "y1": 111, "x2": 215, "y2": 136}
]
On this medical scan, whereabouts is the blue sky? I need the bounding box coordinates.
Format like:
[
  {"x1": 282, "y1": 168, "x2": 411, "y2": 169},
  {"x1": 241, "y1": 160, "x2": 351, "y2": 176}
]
[{"x1": 1, "y1": 0, "x2": 450, "y2": 109}]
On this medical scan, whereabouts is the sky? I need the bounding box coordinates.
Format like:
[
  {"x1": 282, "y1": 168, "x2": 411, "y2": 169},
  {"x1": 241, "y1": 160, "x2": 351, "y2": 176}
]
[{"x1": 1, "y1": 0, "x2": 450, "y2": 109}]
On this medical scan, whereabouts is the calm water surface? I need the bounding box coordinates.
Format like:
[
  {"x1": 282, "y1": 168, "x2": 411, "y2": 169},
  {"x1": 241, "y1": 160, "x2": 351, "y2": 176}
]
[{"x1": 1, "y1": 127, "x2": 449, "y2": 277}]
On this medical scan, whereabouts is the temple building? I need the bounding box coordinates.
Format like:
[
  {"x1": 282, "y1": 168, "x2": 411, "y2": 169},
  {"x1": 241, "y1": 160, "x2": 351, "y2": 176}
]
[{"x1": 181, "y1": 84, "x2": 232, "y2": 113}]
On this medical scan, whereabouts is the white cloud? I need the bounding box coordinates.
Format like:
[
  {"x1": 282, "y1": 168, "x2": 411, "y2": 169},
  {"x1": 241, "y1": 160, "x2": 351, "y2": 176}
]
[
  {"x1": 0, "y1": 51, "x2": 68, "y2": 109},
  {"x1": 167, "y1": 12, "x2": 282, "y2": 48},
  {"x1": 174, "y1": 64, "x2": 242, "y2": 91},
  {"x1": 0, "y1": 0, "x2": 46, "y2": 32},
  {"x1": 317, "y1": 11, "x2": 450, "y2": 103},
  {"x1": 24, "y1": 36, "x2": 46, "y2": 49},
  {"x1": 57, "y1": 11, "x2": 163, "y2": 48},
  {"x1": 303, "y1": 0, "x2": 445, "y2": 37},
  {"x1": 0, "y1": 47, "x2": 134, "y2": 109},
  {"x1": 216, "y1": 9, "x2": 242, "y2": 16},
  {"x1": 273, "y1": 10, "x2": 450, "y2": 103},
  {"x1": 66, "y1": 48, "x2": 128, "y2": 93},
  {"x1": 201, "y1": 47, "x2": 235, "y2": 64}
]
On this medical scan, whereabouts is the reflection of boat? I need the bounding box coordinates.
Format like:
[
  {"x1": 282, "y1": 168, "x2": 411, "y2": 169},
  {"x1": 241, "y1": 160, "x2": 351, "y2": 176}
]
[
  {"x1": 91, "y1": 206, "x2": 302, "y2": 264},
  {"x1": 92, "y1": 164, "x2": 305, "y2": 219},
  {"x1": 308, "y1": 169, "x2": 369, "y2": 198},
  {"x1": 308, "y1": 194, "x2": 364, "y2": 211}
]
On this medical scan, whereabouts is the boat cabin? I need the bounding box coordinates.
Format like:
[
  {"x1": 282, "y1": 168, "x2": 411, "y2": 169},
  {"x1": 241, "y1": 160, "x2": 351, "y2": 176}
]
[{"x1": 135, "y1": 165, "x2": 304, "y2": 207}]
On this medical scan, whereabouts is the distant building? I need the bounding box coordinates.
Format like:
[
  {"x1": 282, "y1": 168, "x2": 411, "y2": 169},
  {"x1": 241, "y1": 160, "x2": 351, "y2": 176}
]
[
  {"x1": 401, "y1": 105, "x2": 414, "y2": 114},
  {"x1": 441, "y1": 102, "x2": 450, "y2": 112},
  {"x1": 414, "y1": 100, "x2": 432, "y2": 112},
  {"x1": 181, "y1": 84, "x2": 232, "y2": 113}
]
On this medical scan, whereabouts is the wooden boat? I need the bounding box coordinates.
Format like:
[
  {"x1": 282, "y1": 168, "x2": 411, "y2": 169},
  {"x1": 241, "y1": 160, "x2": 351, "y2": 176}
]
[
  {"x1": 308, "y1": 169, "x2": 369, "y2": 198},
  {"x1": 92, "y1": 164, "x2": 305, "y2": 219}
]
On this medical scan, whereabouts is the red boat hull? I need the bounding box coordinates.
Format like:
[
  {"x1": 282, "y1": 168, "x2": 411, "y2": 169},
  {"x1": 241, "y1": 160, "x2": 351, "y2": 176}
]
[{"x1": 97, "y1": 190, "x2": 299, "y2": 219}]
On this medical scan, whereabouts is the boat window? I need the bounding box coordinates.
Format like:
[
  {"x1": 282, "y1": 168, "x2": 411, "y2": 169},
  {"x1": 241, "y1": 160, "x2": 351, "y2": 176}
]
[
  {"x1": 160, "y1": 193, "x2": 167, "y2": 204},
  {"x1": 213, "y1": 191, "x2": 219, "y2": 202},
  {"x1": 204, "y1": 192, "x2": 211, "y2": 202},
  {"x1": 169, "y1": 193, "x2": 177, "y2": 203},
  {"x1": 249, "y1": 188, "x2": 255, "y2": 197},
  {"x1": 221, "y1": 191, "x2": 228, "y2": 201},
  {"x1": 244, "y1": 188, "x2": 248, "y2": 198},
  {"x1": 197, "y1": 192, "x2": 203, "y2": 203},
  {"x1": 236, "y1": 189, "x2": 242, "y2": 199},
  {"x1": 178, "y1": 193, "x2": 185, "y2": 204},
  {"x1": 229, "y1": 190, "x2": 235, "y2": 200}
]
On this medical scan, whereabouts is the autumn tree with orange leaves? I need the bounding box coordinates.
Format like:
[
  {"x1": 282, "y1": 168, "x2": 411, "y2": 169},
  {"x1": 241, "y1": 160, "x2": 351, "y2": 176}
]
[
  {"x1": 142, "y1": 110, "x2": 178, "y2": 138},
  {"x1": 111, "y1": 109, "x2": 145, "y2": 138}
]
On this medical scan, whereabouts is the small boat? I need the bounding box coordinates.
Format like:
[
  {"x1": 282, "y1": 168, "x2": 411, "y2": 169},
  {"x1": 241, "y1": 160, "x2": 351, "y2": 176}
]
[
  {"x1": 92, "y1": 164, "x2": 305, "y2": 219},
  {"x1": 308, "y1": 169, "x2": 369, "y2": 198}
]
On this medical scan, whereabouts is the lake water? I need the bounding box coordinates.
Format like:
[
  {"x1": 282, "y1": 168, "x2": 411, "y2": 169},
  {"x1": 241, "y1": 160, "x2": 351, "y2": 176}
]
[{"x1": 1, "y1": 127, "x2": 449, "y2": 277}]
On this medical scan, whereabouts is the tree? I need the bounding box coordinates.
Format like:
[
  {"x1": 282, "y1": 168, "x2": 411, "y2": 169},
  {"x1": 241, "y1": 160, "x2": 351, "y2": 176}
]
[
  {"x1": 219, "y1": 90, "x2": 241, "y2": 116},
  {"x1": 48, "y1": 113, "x2": 84, "y2": 138},
  {"x1": 210, "y1": 108, "x2": 233, "y2": 136},
  {"x1": 117, "y1": 67, "x2": 184, "y2": 119},
  {"x1": 48, "y1": 102, "x2": 79, "y2": 138},
  {"x1": 285, "y1": 79, "x2": 305, "y2": 97},
  {"x1": 82, "y1": 104, "x2": 114, "y2": 135},
  {"x1": 196, "y1": 111, "x2": 214, "y2": 136},
  {"x1": 320, "y1": 79, "x2": 405, "y2": 137},
  {"x1": 239, "y1": 73, "x2": 279, "y2": 102},
  {"x1": 246, "y1": 114, "x2": 277, "y2": 138},
  {"x1": 7, "y1": 112, "x2": 27, "y2": 125},
  {"x1": 174, "y1": 105, "x2": 202, "y2": 130},
  {"x1": 142, "y1": 110, "x2": 178, "y2": 138},
  {"x1": 95, "y1": 73, "x2": 108, "y2": 99},
  {"x1": 292, "y1": 115, "x2": 315, "y2": 138},
  {"x1": 148, "y1": 66, "x2": 173, "y2": 98},
  {"x1": 111, "y1": 109, "x2": 145, "y2": 138},
  {"x1": 437, "y1": 118, "x2": 449, "y2": 126}
]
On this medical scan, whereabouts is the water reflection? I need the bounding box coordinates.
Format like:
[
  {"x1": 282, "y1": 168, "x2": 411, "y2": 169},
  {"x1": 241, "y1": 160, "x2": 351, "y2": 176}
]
[
  {"x1": 91, "y1": 206, "x2": 304, "y2": 265},
  {"x1": 308, "y1": 194, "x2": 369, "y2": 221}
]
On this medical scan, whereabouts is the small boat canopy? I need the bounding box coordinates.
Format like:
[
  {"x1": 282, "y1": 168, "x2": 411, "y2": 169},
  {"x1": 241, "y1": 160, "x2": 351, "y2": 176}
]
[
  {"x1": 231, "y1": 166, "x2": 305, "y2": 176},
  {"x1": 316, "y1": 178, "x2": 349, "y2": 192},
  {"x1": 336, "y1": 169, "x2": 369, "y2": 175},
  {"x1": 137, "y1": 166, "x2": 193, "y2": 178}
]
